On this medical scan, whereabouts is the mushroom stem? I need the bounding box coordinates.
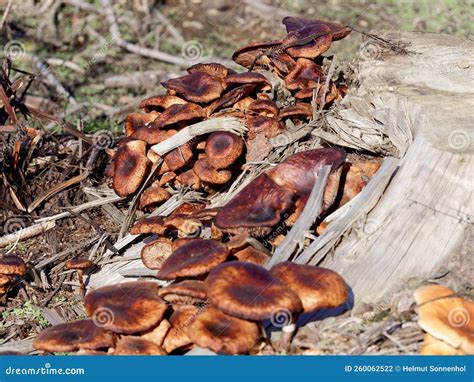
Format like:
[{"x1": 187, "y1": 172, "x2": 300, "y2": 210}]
[
  {"x1": 77, "y1": 270, "x2": 85, "y2": 295},
  {"x1": 279, "y1": 322, "x2": 296, "y2": 352}
]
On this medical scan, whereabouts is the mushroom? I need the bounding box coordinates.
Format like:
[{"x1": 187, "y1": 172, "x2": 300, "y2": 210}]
[
  {"x1": 125, "y1": 112, "x2": 159, "y2": 137},
  {"x1": 156, "y1": 238, "x2": 229, "y2": 280},
  {"x1": 139, "y1": 94, "x2": 187, "y2": 112},
  {"x1": 206, "y1": 84, "x2": 256, "y2": 116},
  {"x1": 213, "y1": 173, "x2": 294, "y2": 237},
  {"x1": 232, "y1": 39, "x2": 282, "y2": 69},
  {"x1": 151, "y1": 102, "x2": 205, "y2": 128},
  {"x1": 205, "y1": 261, "x2": 302, "y2": 322},
  {"x1": 186, "y1": 306, "x2": 260, "y2": 354},
  {"x1": 248, "y1": 99, "x2": 279, "y2": 118},
  {"x1": 282, "y1": 22, "x2": 332, "y2": 59},
  {"x1": 193, "y1": 158, "x2": 232, "y2": 185},
  {"x1": 163, "y1": 143, "x2": 194, "y2": 172},
  {"x1": 0, "y1": 255, "x2": 27, "y2": 304},
  {"x1": 224, "y1": 72, "x2": 271, "y2": 89},
  {"x1": 161, "y1": 72, "x2": 224, "y2": 103},
  {"x1": 233, "y1": 246, "x2": 270, "y2": 265},
  {"x1": 130, "y1": 216, "x2": 167, "y2": 235},
  {"x1": 205, "y1": 131, "x2": 244, "y2": 170},
  {"x1": 158, "y1": 280, "x2": 207, "y2": 307},
  {"x1": 84, "y1": 282, "x2": 167, "y2": 334},
  {"x1": 282, "y1": 16, "x2": 352, "y2": 41},
  {"x1": 246, "y1": 115, "x2": 284, "y2": 139},
  {"x1": 65, "y1": 258, "x2": 93, "y2": 295},
  {"x1": 163, "y1": 306, "x2": 199, "y2": 353},
  {"x1": 414, "y1": 284, "x2": 474, "y2": 354},
  {"x1": 176, "y1": 169, "x2": 202, "y2": 190},
  {"x1": 113, "y1": 139, "x2": 150, "y2": 197},
  {"x1": 270, "y1": 262, "x2": 350, "y2": 350},
  {"x1": 163, "y1": 215, "x2": 203, "y2": 238},
  {"x1": 33, "y1": 319, "x2": 114, "y2": 353},
  {"x1": 140, "y1": 238, "x2": 173, "y2": 270},
  {"x1": 284, "y1": 58, "x2": 325, "y2": 91},
  {"x1": 114, "y1": 336, "x2": 166, "y2": 355},
  {"x1": 138, "y1": 182, "x2": 171, "y2": 210},
  {"x1": 279, "y1": 103, "x2": 313, "y2": 120},
  {"x1": 187, "y1": 62, "x2": 231, "y2": 79}
]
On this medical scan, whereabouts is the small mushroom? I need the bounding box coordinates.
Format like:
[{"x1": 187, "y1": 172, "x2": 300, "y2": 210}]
[
  {"x1": 233, "y1": 246, "x2": 270, "y2": 265},
  {"x1": 125, "y1": 112, "x2": 159, "y2": 137},
  {"x1": 139, "y1": 182, "x2": 171, "y2": 210},
  {"x1": 282, "y1": 23, "x2": 332, "y2": 59},
  {"x1": 130, "y1": 216, "x2": 167, "y2": 235},
  {"x1": 140, "y1": 238, "x2": 173, "y2": 270},
  {"x1": 232, "y1": 39, "x2": 282, "y2": 69},
  {"x1": 163, "y1": 306, "x2": 199, "y2": 353},
  {"x1": 205, "y1": 261, "x2": 303, "y2": 321},
  {"x1": 186, "y1": 306, "x2": 260, "y2": 355},
  {"x1": 84, "y1": 282, "x2": 167, "y2": 334},
  {"x1": 213, "y1": 173, "x2": 294, "y2": 237},
  {"x1": 65, "y1": 258, "x2": 93, "y2": 295},
  {"x1": 163, "y1": 215, "x2": 203, "y2": 238},
  {"x1": 161, "y1": 72, "x2": 224, "y2": 103},
  {"x1": 206, "y1": 84, "x2": 256, "y2": 116},
  {"x1": 248, "y1": 99, "x2": 279, "y2": 118},
  {"x1": 139, "y1": 94, "x2": 187, "y2": 112},
  {"x1": 187, "y1": 62, "x2": 231, "y2": 79},
  {"x1": 114, "y1": 336, "x2": 166, "y2": 355},
  {"x1": 158, "y1": 280, "x2": 207, "y2": 306},
  {"x1": 284, "y1": 58, "x2": 325, "y2": 91},
  {"x1": 205, "y1": 131, "x2": 244, "y2": 170},
  {"x1": 270, "y1": 262, "x2": 350, "y2": 350},
  {"x1": 193, "y1": 158, "x2": 232, "y2": 184},
  {"x1": 34, "y1": 319, "x2": 114, "y2": 353},
  {"x1": 414, "y1": 284, "x2": 474, "y2": 354},
  {"x1": 0, "y1": 255, "x2": 27, "y2": 304},
  {"x1": 246, "y1": 115, "x2": 284, "y2": 139},
  {"x1": 156, "y1": 238, "x2": 229, "y2": 280},
  {"x1": 113, "y1": 139, "x2": 150, "y2": 197},
  {"x1": 176, "y1": 169, "x2": 202, "y2": 190},
  {"x1": 282, "y1": 16, "x2": 352, "y2": 41},
  {"x1": 279, "y1": 103, "x2": 313, "y2": 120}
]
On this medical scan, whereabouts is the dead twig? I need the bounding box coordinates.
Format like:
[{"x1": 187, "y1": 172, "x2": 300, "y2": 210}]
[{"x1": 0, "y1": 221, "x2": 56, "y2": 248}]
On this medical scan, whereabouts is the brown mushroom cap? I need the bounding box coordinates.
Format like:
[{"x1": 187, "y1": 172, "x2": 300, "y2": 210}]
[
  {"x1": 161, "y1": 72, "x2": 224, "y2": 103},
  {"x1": 267, "y1": 147, "x2": 346, "y2": 199},
  {"x1": 176, "y1": 169, "x2": 202, "y2": 190},
  {"x1": 139, "y1": 95, "x2": 187, "y2": 112},
  {"x1": 125, "y1": 112, "x2": 159, "y2": 137},
  {"x1": 270, "y1": 262, "x2": 349, "y2": 312},
  {"x1": 205, "y1": 261, "x2": 303, "y2": 321},
  {"x1": 65, "y1": 258, "x2": 93, "y2": 271},
  {"x1": 158, "y1": 280, "x2": 207, "y2": 305},
  {"x1": 193, "y1": 158, "x2": 232, "y2": 184},
  {"x1": 270, "y1": 52, "x2": 296, "y2": 75},
  {"x1": 284, "y1": 58, "x2": 325, "y2": 90},
  {"x1": 113, "y1": 139, "x2": 150, "y2": 197},
  {"x1": 205, "y1": 132, "x2": 244, "y2": 170},
  {"x1": 206, "y1": 84, "x2": 256, "y2": 116},
  {"x1": 225, "y1": 72, "x2": 271, "y2": 88},
  {"x1": 246, "y1": 115, "x2": 284, "y2": 139},
  {"x1": 84, "y1": 281, "x2": 167, "y2": 334},
  {"x1": 152, "y1": 103, "x2": 205, "y2": 128},
  {"x1": 163, "y1": 143, "x2": 194, "y2": 172},
  {"x1": 248, "y1": 99, "x2": 279, "y2": 118},
  {"x1": 232, "y1": 39, "x2": 282, "y2": 69},
  {"x1": 140, "y1": 238, "x2": 173, "y2": 270},
  {"x1": 414, "y1": 285, "x2": 474, "y2": 354},
  {"x1": 233, "y1": 246, "x2": 270, "y2": 266},
  {"x1": 132, "y1": 125, "x2": 176, "y2": 145},
  {"x1": 163, "y1": 307, "x2": 198, "y2": 353},
  {"x1": 33, "y1": 319, "x2": 114, "y2": 353},
  {"x1": 130, "y1": 216, "x2": 166, "y2": 235},
  {"x1": 283, "y1": 23, "x2": 333, "y2": 59},
  {"x1": 163, "y1": 216, "x2": 203, "y2": 237},
  {"x1": 187, "y1": 306, "x2": 260, "y2": 354},
  {"x1": 139, "y1": 183, "x2": 171, "y2": 210},
  {"x1": 0, "y1": 255, "x2": 26, "y2": 276},
  {"x1": 0, "y1": 274, "x2": 11, "y2": 287},
  {"x1": 282, "y1": 16, "x2": 352, "y2": 41},
  {"x1": 279, "y1": 103, "x2": 313, "y2": 119},
  {"x1": 157, "y1": 239, "x2": 229, "y2": 280},
  {"x1": 187, "y1": 62, "x2": 230, "y2": 79},
  {"x1": 214, "y1": 173, "x2": 294, "y2": 237},
  {"x1": 114, "y1": 336, "x2": 166, "y2": 355}
]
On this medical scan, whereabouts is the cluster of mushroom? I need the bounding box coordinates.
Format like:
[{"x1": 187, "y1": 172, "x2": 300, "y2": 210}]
[
  {"x1": 107, "y1": 16, "x2": 352, "y2": 211},
  {"x1": 34, "y1": 259, "x2": 349, "y2": 355},
  {"x1": 414, "y1": 285, "x2": 474, "y2": 355},
  {"x1": 0, "y1": 255, "x2": 26, "y2": 304}
]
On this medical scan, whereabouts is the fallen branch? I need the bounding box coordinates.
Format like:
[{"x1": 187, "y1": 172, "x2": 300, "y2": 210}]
[{"x1": 0, "y1": 221, "x2": 55, "y2": 248}]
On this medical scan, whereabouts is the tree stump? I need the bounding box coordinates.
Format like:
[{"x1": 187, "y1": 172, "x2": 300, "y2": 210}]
[{"x1": 319, "y1": 32, "x2": 473, "y2": 307}]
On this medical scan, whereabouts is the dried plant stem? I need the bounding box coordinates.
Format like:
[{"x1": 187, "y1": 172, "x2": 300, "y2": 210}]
[
  {"x1": 265, "y1": 165, "x2": 331, "y2": 268},
  {"x1": 151, "y1": 117, "x2": 247, "y2": 156},
  {"x1": 0, "y1": 221, "x2": 56, "y2": 248}
]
